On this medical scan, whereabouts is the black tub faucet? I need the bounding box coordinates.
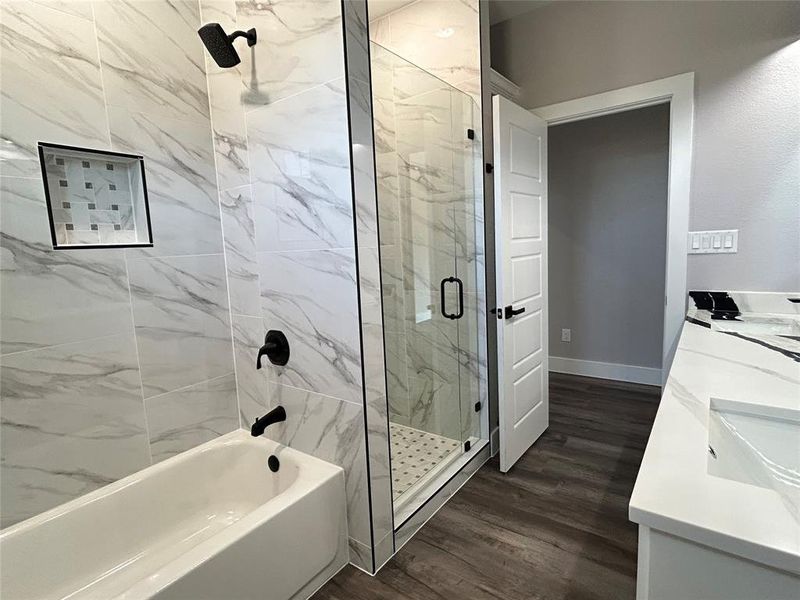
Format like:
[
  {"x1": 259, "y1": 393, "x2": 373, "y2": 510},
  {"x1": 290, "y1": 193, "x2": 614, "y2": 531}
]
[
  {"x1": 256, "y1": 330, "x2": 290, "y2": 368},
  {"x1": 251, "y1": 405, "x2": 286, "y2": 437}
]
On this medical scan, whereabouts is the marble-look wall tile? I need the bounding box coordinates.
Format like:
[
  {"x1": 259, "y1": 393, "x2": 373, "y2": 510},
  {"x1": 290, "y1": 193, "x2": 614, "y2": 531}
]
[
  {"x1": 200, "y1": 0, "x2": 251, "y2": 192},
  {"x1": 108, "y1": 107, "x2": 223, "y2": 257},
  {"x1": 265, "y1": 382, "x2": 371, "y2": 547},
  {"x1": 235, "y1": 0, "x2": 344, "y2": 109},
  {"x1": 247, "y1": 81, "x2": 354, "y2": 252},
  {"x1": 379, "y1": 244, "x2": 405, "y2": 333},
  {"x1": 0, "y1": 1, "x2": 108, "y2": 177},
  {"x1": 221, "y1": 186, "x2": 260, "y2": 317},
  {"x1": 0, "y1": 178, "x2": 132, "y2": 355},
  {"x1": 404, "y1": 290, "x2": 462, "y2": 439},
  {"x1": 257, "y1": 248, "x2": 362, "y2": 404},
  {"x1": 231, "y1": 313, "x2": 269, "y2": 425},
  {"x1": 94, "y1": 0, "x2": 210, "y2": 124},
  {"x1": 384, "y1": 330, "x2": 410, "y2": 425},
  {"x1": 145, "y1": 373, "x2": 238, "y2": 463},
  {"x1": 370, "y1": 0, "x2": 479, "y2": 94},
  {"x1": 357, "y1": 248, "x2": 394, "y2": 544},
  {"x1": 0, "y1": 0, "x2": 247, "y2": 532},
  {"x1": 0, "y1": 333, "x2": 149, "y2": 528},
  {"x1": 351, "y1": 78, "x2": 381, "y2": 249},
  {"x1": 348, "y1": 537, "x2": 372, "y2": 573},
  {"x1": 127, "y1": 254, "x2": 234, "y2": 398},
  {"x1": 30, "y1": 0, "x2": 93, "y2": 20}
]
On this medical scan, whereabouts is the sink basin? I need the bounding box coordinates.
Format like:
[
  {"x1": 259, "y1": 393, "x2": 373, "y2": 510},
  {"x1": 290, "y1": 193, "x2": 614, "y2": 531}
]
[
  {"x1": 712, "y1": 315, "x2": 800, "y2": 337},
  {"x1": 708, "y1": 398, "x2": 800, "y2": 518}
]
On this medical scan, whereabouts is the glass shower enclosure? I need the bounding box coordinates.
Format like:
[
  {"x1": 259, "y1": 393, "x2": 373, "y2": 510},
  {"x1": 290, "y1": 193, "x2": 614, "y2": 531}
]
[{"x1": 371, "y1": 43, "x2": 484, "y2": 521}]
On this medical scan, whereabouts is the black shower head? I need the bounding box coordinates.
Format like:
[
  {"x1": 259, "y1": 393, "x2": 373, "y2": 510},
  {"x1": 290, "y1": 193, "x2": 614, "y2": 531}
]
[{"x1": 198, "y1": 23, "x2": 256, "y2": 68}]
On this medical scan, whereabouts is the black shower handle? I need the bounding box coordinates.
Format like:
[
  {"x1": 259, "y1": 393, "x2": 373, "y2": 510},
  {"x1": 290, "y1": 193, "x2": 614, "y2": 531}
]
[
  {"x1": 440, "y1": 277, "x2": 453, "y2": 319},
  {"x1": 453, "y1": 277, "x2": 464, "y2": 319},
  {"x1": 440, "y1": 276, "x2": 464, "y2": 320}
]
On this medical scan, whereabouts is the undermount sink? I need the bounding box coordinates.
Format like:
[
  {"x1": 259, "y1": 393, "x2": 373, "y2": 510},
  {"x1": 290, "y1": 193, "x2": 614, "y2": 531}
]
[
  {"x1": 707, "y1": 398, "x2": 800, "y2": 517},
  {"x1": 711, "y1": 315, "x2": 800, "y2": 337}
]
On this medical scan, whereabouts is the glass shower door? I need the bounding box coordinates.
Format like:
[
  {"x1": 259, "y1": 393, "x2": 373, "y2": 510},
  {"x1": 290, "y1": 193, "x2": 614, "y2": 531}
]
[{"x1": 371, "y1": 43, "x2": 481, "y2": 519}]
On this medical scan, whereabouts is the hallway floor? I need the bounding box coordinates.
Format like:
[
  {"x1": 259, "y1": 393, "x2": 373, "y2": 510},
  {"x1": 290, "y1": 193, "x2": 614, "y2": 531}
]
[{"x1": 312, "y1": 373, "x2": 660, "y2": 600}]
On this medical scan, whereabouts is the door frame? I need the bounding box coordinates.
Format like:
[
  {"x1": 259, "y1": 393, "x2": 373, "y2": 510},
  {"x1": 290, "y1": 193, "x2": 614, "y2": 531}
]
[{"x1": 532, "y1": 72, "x2": 695, "y2": 381}]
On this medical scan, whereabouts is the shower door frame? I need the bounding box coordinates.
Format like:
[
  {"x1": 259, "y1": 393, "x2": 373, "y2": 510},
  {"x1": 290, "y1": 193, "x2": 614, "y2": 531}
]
[{"x1": 341, "y1": 0, "x2": 491, "y2": 575}]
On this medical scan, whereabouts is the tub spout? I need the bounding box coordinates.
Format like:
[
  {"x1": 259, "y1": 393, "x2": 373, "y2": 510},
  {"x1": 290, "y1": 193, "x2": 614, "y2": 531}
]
[{"x1": 251, "y1": 405, "x2": 286, "y2": 437}]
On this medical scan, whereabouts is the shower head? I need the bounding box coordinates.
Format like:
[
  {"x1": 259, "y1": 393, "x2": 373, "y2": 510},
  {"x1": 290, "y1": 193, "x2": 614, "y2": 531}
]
[{"x1": 198, "y1": 23, "x2": 256, "y2": 68}]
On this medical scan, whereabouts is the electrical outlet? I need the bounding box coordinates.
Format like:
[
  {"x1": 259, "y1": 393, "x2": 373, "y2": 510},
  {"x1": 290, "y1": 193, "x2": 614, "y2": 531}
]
[{"x1": 561, "y1": 328, "x2": 571, "y2": 342}]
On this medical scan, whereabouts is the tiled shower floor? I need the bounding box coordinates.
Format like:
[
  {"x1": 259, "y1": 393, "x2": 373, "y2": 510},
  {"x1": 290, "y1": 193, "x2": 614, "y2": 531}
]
[{"x1": 389, "y1": 423, "x2": 461, "y2": 501}]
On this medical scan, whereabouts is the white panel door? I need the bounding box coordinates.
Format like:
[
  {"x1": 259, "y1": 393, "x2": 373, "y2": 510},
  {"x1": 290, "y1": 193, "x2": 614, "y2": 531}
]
[{"x1": 493, "y1": 95, "x2": 549, "y2": 473}]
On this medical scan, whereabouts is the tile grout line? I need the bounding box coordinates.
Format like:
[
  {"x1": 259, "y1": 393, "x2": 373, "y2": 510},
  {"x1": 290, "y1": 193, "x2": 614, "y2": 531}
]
[
  {"x1": 0, "y1": 331, "x2": 130, "y2": 359},
  {"x1": 122, "y1": 251, "x2": 154, "y2": 467},
  {"x1": 242, "y1": 75, "x2": 348, "y2": 118},
  {"x1": 89, "y1": 2, "x2": 113, "y2": 150},
  {"x1": 199, "y1": 0, "x2": 243, "y2": 432},
  {"x1": 143, "y1": 370, "x2": 236, "y2": 402}
]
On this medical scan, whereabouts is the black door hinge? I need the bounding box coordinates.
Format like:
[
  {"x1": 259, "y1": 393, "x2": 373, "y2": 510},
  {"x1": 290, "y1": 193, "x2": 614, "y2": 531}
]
[
  {"x1": 464, "y1": 440, "x2": 471, "y2": 452},
  {"x1": 485, "y1": 163, "x2": 494, "y2": 174},
  {"x1": 474, "y1": 401, "x2": 482, "y2": 412},
  {"x1": 467, "y1": 128, "x2": 475, "y2": 140}
]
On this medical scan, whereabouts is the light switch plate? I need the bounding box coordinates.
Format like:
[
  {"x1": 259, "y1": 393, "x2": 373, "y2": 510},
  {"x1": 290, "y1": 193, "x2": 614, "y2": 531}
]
[{"x1": 688, "y1": 230, "x2": 738, "y2": 254}]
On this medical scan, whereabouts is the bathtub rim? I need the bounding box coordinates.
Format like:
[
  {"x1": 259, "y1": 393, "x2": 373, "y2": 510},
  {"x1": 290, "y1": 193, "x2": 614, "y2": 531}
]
[{"x1": 1, "y1": 429, "x2": 347, "y2": 599}]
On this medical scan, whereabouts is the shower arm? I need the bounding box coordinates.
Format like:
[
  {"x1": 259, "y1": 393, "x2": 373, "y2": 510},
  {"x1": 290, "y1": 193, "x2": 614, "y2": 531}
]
[{"x1": 228, "y1": 28, "x2": 257, "y2": 47}]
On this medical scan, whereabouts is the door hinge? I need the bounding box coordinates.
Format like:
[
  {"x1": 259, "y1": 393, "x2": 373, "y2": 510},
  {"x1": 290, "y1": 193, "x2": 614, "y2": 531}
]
[
  {"x1": 467, "y1": 128, "x2": 475, "y2": 140},
  {"x1": 485, "y1": 163, "x2": 493, "y2": 174},
  {"x1": 464, "y1": 440, "x2": 471, "y2": 452},
  {"x1": 474, "y1": 401, "x2": 482, "y2": 413}
]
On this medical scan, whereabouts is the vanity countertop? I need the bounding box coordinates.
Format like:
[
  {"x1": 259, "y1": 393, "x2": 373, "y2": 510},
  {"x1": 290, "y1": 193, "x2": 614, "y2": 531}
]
[{"x1": 629, "y1": 291, "x2": 800, "y2": 575}]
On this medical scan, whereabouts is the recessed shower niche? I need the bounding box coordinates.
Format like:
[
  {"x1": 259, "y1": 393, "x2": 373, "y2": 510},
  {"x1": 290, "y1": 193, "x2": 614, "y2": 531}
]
[{"x1": 38, "y1": 143, "x2": 153, "y2": 249}]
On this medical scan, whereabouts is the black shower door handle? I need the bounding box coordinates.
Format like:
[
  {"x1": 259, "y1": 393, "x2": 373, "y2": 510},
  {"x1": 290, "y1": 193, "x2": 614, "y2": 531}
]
[{"x1": 440, "y1": 276, "x2": 464, "y2": 320}]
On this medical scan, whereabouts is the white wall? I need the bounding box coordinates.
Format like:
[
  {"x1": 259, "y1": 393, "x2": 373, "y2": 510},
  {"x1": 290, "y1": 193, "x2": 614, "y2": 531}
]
[
  {"x1": 549, "y1": 104, "x2": 669, "y2": 370},
  {"x1": 491, "y1": 1, "x2": 800, "y2": 292}
]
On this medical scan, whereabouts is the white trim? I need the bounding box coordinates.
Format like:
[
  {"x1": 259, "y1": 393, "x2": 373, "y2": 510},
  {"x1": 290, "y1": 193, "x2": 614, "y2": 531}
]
[
  {"x1": 532, "y1": 73, "x2": 694, "y2": 385},
  {"x1": 489, "y1": 69, "x2": 521, "y2": 102},
  {"x1": 550, "y1": 356, "x2": 662, "y2": 387}
]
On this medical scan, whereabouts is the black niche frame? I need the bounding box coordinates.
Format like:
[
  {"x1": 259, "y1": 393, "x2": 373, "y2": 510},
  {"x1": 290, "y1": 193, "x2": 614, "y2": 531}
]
[{"x1": 37, "y1": 141, "x2": 154, "y2": 250}]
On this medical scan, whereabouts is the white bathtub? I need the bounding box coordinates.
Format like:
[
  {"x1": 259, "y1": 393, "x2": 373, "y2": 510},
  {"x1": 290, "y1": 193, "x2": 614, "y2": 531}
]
[{"x1": 0, "y1": 430, "x2": 348, "y2": 600}]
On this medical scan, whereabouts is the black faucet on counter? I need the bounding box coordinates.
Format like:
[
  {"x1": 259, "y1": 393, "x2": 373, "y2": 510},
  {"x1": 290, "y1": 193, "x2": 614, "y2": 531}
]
[{"x1": 250, "y1": 405, "x2": 286, "y2": 437}]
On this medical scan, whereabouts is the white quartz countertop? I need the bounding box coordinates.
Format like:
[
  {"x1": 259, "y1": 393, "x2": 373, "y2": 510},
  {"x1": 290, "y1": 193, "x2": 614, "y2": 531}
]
[{"x1": 629, "y1": 294, "x2": 800, "y2": 575}]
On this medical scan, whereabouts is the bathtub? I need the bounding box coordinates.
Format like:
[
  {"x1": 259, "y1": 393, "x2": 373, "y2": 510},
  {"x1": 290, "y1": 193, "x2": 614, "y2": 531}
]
[{"x1": 0, "y1": 430, "x2": 348, "y2": 600}]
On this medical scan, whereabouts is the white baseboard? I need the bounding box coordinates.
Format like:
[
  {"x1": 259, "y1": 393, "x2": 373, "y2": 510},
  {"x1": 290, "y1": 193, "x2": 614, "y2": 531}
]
[{"x1": 549, "y1": 356, "x2": 662, "y2": 387}]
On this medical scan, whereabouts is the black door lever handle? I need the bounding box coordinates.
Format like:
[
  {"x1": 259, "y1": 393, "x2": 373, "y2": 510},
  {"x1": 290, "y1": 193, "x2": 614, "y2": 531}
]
[{"x1": 504, "y1": 305, "x2": 526, "y2": 319}]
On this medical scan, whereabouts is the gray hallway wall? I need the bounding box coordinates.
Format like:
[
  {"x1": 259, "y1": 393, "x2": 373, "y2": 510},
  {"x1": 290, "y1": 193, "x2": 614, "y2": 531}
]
[
  {"x1": 491, "y1": 1, "x2": 800, "y2": 292},
  {"x1": 549, "y1": 105, "x2": 669, "y2": 370}
]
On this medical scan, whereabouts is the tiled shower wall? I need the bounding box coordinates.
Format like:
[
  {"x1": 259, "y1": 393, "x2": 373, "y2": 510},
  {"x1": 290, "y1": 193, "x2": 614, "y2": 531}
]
[
  {"x1": 199, "y1": 0, "x2": 373, "y2": 569},
  {"x1": 369, "y1": 0, "x2": 486, "y2": 444},
  {"x1": 0, "y1": 0, "x2": 373, "y2": 569},
  {"x1": 0, "y1": 0, "x2": 239, "y2": 528}
]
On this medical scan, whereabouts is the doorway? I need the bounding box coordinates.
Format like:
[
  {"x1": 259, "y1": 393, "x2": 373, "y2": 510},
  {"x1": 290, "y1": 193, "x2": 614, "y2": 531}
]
[
  {"x1": 494, "y1": 74, "x2": 694, "y2": 472},
  {"x1": 548, "y1": 104, "x2": 669, "y2": 385}
]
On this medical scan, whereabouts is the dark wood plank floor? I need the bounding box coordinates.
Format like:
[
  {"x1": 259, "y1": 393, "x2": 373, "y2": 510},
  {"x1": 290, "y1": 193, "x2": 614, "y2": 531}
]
[{"x1": 312, "y1": 373, "x2": 660, "y2": 600}]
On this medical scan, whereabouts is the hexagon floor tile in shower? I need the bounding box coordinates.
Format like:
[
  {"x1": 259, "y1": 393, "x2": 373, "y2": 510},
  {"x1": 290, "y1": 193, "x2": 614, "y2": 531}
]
[{"x1": 389, "y1": 423, "x2": 460, "y2": 501}]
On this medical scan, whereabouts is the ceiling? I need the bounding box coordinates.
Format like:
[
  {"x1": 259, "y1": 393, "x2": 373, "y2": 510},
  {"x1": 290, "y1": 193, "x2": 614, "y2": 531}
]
[
  {"x1": 368, "y1": 0, "x2": 551, "y2": 24},
  {"x1": 368, "y1": 0, "x2": 417, "y2": 21},
  {"x1": 488, "y1": 0, "x2": 552, "y2": 25}
]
